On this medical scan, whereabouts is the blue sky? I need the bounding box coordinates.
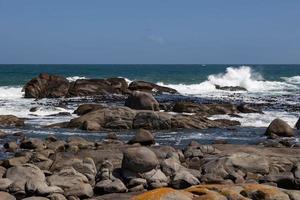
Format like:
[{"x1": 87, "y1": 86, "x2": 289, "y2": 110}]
[{"x1": 0, "y1": 0, "x2": 299, "y2": 64}]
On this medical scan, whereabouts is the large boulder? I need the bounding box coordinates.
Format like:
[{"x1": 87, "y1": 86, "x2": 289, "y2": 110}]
[
  {"x1": 67, "y1": 78, "x2": 128, "y2": 97},
  {"x1": 0, "y1": 115, "x2": 24, "y2": 127},
  {"x1": 23, "y1": 73, "x2": 70, "y2": 98},
  {"x1": 125, "y1": 91, "x2": 160, "y2": 111},
  {"x1": 128, "y1": 129, "x2": 155, "y2": 145},
  {"x1": 122, "y1": 147, "x2": 159, "y2": 173},
  {"x1": 128, "y1": 81, "x2": 177, "y2": 94},
  {"x1": 265, "y1": 118, "x2": 294, "y2": 137}
]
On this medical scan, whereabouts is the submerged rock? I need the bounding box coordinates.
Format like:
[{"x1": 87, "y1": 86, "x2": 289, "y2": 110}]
[{"x1": 215, "y1": 84, "x2": 247, "y2": 91}]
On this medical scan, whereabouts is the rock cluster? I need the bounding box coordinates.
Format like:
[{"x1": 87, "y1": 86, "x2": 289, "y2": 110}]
[
  {"x1": 65, "y1": 105, "x2": 240, "y2": 131},
  {"x1": 23, "y1": 74, "x2": 178, "y2": 99},
  {"x1": 1, "y1": 134, "x2": 300, "y2": 199}
]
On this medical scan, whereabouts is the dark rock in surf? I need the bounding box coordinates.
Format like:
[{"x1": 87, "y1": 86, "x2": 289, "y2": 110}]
[
  {"x1": 265, "y1": 118, "x2": 294, "y2": 137},
  {"x1": 296, "y1": 117, "x2": 300, "y2": 130},
  {"x1": 74, "y1": 104, "x2": 105, "y2": 115},
  {"x1": 125, "y1": 91, "x2": 160, "y2": 111},
  {"x1": 237, "y1": 104, "x2": 263, "y2": 114},
  {"x1": 128, "y1": 81, "x2": 178, "y2": 94},
  {"x1": 215, "y1": 84, "x2": 247, "y2": 91},
  {"x1": 67, "y1": 78, "x2": 128, "y2": 97},
  {"x1": 23, "y1": 73, "x2": 70, "y2": 98}
]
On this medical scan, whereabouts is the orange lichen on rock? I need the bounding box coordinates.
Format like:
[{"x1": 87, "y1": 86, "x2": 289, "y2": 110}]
[
  {"x1": 132, "y1": 184, "x2": 293, "y2": 200},
  {"x1": 241, "y1": 184, "x2": 290, "y2": 199},
  {"x1": 131, "y1": 187, "x2": 193, "y2": 200}
]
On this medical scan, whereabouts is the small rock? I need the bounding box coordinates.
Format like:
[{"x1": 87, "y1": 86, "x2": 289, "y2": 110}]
[{"x1": 4, "y1": 142, "x2": 18, "y2": 152}]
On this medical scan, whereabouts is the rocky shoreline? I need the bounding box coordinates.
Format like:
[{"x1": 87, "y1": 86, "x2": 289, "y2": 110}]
[{"x1": 0, "y1": 73, "x2": 299, "y2": 200}]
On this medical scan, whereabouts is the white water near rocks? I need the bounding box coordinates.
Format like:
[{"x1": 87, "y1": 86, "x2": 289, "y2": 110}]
[{"x1": 0, "y1": 66, "x2": 299, "y2": 146}]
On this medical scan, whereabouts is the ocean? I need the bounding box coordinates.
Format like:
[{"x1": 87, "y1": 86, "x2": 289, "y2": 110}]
[{"x1": 0, "y1": 64, "x2": 299, "y2": 154}]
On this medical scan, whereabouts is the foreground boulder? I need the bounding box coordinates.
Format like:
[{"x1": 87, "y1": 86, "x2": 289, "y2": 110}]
[
  {"x1": 265, "y1": 118, "x2": 294, "y2": 137},
  {"x1": 23, "y1": 73, "x2": 70, "y2": 98},
  {"x1": 0, "y1": 115, "x2": 24, "y2": 127},
  {"x1": 125, "y1": 91, "x2": 160, "y2": 111},
  {"x1": 128, "y1": 81, "x2": 178, "y2": 94}
]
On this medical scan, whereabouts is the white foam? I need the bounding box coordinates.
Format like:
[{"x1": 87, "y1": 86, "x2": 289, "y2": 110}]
[
  {"x1": 158, "y1": 66, "x2": 298, "y2": 95},
  {"x1": 282, "y1": 76, "x2": 300, "y2": 85},
  {"x1": 0, "y1": 86, "x2": 23, "y2": 98},
  {"x1": 209, "y1": 111, "x2": 299, "y2": 128},
  {"x1": 66, "y1": 76, "x2": 86, "y2": 81}
]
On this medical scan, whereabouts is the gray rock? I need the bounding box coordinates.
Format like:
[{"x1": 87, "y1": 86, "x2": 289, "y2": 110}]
[
  {"x1": 171, "y1": 170, "x2": 200, "y2": 189},
  {"x1": 142, "y1": 169, "x2": 169, "y2": 189},
  {"x1": 5, "y1": 164, "x2": 46, "y2": 193},
  {"x1": 95, "y1": 179, "x2": 127, "y2": 194},
  {"x1": 47, "y1": 193, "x2": 67, "y2": 200},
  {"x1": 47, "y1": 167, "x2": 93, "y2": 198},
  {"x1": 0, "y1": 178, "x2": 13, "y2": 191}
]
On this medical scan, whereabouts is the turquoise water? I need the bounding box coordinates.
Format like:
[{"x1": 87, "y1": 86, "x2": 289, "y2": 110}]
[{"x1": 0, "y1": 64, "x2": 300, "y2": 86}]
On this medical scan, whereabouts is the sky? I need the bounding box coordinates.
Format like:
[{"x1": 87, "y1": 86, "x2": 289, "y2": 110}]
[{"x1": 0, "y1": 0, "x2": 300, "y2": 64}]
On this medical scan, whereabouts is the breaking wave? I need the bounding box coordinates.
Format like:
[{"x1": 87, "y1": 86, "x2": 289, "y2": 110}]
[{"x1": 158, "y1": 66, "x2": 298, "y2": 95}]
